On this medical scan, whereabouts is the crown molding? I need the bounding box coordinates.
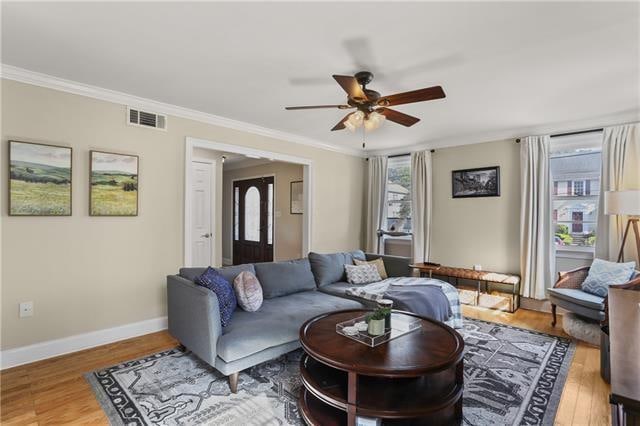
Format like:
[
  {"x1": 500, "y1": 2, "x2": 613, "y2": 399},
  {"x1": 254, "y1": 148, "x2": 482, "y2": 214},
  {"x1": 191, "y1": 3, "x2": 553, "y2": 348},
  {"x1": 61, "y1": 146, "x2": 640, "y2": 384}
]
[
  {"x1": 0, "y1": 64, "x2": 364, "y2": 157},
  {"x1": 364, "y1": 109, "x2": 640, "y2": 156}
]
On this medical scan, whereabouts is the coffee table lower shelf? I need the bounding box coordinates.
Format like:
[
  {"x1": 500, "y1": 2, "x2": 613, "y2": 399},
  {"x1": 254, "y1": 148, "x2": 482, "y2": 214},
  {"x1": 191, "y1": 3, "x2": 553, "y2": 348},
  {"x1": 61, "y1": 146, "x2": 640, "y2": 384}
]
[{"x1": 299, "y1": 354, "x2": 463, "y2": 426}]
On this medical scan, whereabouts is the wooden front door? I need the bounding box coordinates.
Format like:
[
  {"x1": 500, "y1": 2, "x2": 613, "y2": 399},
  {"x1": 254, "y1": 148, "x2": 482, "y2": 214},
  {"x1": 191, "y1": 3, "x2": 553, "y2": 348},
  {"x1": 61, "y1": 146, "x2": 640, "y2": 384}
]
[{"x1": 233, "y1": 177, "x2": 274, "y2": 265}]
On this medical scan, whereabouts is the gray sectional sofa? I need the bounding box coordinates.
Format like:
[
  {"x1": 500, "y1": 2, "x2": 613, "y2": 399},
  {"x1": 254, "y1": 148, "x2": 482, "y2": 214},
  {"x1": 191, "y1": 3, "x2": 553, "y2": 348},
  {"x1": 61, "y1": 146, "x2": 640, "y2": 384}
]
[{"x1": 167, "y1": 251, "x2": 411, "y2": 391}]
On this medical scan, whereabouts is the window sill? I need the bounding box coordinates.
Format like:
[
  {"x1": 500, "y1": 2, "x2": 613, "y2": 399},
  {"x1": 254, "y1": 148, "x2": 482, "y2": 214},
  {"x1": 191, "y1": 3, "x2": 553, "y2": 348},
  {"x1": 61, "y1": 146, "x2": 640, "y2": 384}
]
[
  {"x1": 383, "y1": 235, "x2": 412, "y2": 244},
  {"x1": 556, "y1": 246, "x2": 595, "y2": 260}
]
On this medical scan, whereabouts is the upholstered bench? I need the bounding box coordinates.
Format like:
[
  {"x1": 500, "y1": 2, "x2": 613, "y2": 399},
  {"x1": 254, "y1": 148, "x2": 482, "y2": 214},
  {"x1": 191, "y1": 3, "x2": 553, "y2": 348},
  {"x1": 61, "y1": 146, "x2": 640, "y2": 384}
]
[{"x1": 411, "y1": 263, "x2": 521, "y2": 312}]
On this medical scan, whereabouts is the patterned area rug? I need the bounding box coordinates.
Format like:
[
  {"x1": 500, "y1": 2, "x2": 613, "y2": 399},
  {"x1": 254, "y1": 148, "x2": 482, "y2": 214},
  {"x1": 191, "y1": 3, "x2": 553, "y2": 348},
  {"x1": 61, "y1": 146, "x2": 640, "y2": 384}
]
[{"x1": 86, "y1": 318, "x2": 575, "y2": 426}]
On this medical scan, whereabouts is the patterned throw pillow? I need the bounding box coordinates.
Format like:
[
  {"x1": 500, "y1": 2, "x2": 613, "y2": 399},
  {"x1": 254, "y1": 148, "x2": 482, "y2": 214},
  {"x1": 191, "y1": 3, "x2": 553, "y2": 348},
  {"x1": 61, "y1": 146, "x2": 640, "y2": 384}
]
[
  {"x1": 233, "y1": 271, "x2": 263, "y2": 312},
  {"x1": 354, "y1": 258, "x2": 388, "y2": 279},
  {"x1": 195, "y1": 267, "x2": 237, "y2": 327},
  {"x1": 581, "y1": 258, "x2": 636, "y2": 297},
  {"x1": 345, "y1": 264, "x2": 382, "y2": 285}
]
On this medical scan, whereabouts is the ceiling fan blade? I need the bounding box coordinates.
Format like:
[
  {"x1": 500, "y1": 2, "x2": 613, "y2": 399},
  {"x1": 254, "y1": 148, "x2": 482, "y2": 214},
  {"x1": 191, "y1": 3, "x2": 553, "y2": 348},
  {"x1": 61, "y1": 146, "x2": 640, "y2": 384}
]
[
  {"x1": 378, "y1": 86, "x2": 445, "y2": 107},
  {"x1": 285, "y1": 104, "x2": 351, "y2": 110},
  {"x1": 332, "y1": 75, "x2": 368, "y2": 101},
  {"x1": 377, "y1": 108, "x2": 420, "y2": 127},
  {"x1": 331, "y1": 113, "x2": 354, "y2": 131}
]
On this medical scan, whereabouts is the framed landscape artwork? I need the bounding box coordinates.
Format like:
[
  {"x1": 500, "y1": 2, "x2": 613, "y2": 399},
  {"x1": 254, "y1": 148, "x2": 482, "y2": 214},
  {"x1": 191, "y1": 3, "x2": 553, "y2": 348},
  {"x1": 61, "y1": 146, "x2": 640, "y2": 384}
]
[
  {"x1": 9, "y1": 140, "x2": 72, "y2": 216},
  {"x1": 290, "y1": 180, "x2": 303, "y2": 214},
  {"x1": 90, "y1": 151, "x2": 139, "y2": 216},
  {"x1": 452, "y1": 166, "x2": 500, "y2": 198}
]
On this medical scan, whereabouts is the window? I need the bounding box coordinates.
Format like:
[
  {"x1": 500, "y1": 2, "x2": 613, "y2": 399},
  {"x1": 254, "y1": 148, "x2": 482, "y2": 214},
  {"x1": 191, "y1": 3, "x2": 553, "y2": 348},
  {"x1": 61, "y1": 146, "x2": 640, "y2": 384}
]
[
  {"x1": 244, "y1": 186, "x2": 260, "y2": 242},
  {"x1": 550, "y1": 131, "x2": 602, "y2": 250},
  {"x1": 386, "y1": 155, "x2": 411, "y2": 233},
  {"x1": 233, "y1": 187, "x2": 239, "y2": 241},
  {"x1": 267, "y1": 182, "x2": 273, "y2": 245}
]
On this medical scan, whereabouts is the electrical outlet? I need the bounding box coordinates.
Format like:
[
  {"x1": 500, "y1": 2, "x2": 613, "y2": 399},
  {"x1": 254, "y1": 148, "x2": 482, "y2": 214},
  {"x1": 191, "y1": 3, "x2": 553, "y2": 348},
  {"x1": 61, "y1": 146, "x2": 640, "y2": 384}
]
[
  {"x1": 473, "y1": 265, "x2": 482, "y2": 271},
  {"x1": 19, "y1": 301, "x2": 33, "y2": 318}
]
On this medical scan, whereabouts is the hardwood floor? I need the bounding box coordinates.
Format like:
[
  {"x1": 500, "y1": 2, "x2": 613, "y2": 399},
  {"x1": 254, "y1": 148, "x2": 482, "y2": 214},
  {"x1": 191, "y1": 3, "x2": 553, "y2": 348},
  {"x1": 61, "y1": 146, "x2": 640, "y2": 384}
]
[{"x1": 1, "y1": 308, "x2": 610, "y2": 425}]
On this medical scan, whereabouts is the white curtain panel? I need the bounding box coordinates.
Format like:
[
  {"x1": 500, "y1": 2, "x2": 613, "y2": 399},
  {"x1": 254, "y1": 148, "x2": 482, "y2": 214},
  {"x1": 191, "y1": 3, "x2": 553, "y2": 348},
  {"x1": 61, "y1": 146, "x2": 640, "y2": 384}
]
[
  {"x1": 366, "y1": 156, "x2": 388, "y2": 253},
  {"x1": 595, "y1": 123, "x2": 640, "y2": 262},
  {"x1": 520, "y1": 136, "x2": 554, "y2": 300},
  {"x1": 411, "y1": 150, "x2": 433, "y2": 263}
]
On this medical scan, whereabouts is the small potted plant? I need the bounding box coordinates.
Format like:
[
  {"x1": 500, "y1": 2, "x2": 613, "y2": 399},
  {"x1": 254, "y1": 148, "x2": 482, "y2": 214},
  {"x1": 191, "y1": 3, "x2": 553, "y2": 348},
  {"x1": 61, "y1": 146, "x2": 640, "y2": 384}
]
[{"x1": 367, "y1": 307, "x2": 391, "y2": 336}]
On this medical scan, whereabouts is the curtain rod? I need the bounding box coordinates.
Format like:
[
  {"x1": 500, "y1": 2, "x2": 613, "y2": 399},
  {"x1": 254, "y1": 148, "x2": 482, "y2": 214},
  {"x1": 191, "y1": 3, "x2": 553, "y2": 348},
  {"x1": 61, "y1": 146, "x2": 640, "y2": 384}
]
[
  {"x1": 366, "y1": 149, "x2": 435, "y2": 160},
  {"x1": 515, "y1": 128, "x2": 603, "y2": 143}
]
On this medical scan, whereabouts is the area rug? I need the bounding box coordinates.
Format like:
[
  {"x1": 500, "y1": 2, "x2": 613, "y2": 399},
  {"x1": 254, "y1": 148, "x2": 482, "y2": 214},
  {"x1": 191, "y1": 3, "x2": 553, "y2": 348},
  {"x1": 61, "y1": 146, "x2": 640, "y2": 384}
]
[{"x1": 86, "y1": 318, "x2": 575, "y2": 426}]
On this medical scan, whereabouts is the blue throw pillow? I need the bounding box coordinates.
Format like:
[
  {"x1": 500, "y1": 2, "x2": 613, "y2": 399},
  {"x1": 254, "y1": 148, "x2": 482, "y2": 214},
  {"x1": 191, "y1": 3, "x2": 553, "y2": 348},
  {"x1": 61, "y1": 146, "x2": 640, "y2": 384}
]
[
  {"x1": 195, "y1": 267, "x2": 237, "y2": 327},
  {"x1": 581, "y1": 258, "x2": 636, "y2": 297}
]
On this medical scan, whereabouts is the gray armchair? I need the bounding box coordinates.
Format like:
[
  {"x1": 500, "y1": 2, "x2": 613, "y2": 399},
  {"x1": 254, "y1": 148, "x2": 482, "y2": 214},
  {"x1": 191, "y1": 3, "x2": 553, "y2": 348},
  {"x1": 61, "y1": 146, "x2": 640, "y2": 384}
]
[{"x1": 548, "y1": 266, "x2": 640, "y2": 326}]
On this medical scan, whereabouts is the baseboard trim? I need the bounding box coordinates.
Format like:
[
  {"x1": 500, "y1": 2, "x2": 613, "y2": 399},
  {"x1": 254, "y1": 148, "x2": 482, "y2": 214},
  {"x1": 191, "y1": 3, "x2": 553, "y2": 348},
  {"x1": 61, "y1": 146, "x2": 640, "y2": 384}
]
[{"x1": 0, "y1": 316, "x2": 168, "y2": 370}]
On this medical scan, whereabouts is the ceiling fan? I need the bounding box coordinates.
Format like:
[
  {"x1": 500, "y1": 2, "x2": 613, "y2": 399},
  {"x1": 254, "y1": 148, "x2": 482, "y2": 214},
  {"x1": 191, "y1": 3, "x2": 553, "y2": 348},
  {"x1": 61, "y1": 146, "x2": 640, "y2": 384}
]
[{"x1": 285, "y1": 71, "x2": 445, "y2": 132}]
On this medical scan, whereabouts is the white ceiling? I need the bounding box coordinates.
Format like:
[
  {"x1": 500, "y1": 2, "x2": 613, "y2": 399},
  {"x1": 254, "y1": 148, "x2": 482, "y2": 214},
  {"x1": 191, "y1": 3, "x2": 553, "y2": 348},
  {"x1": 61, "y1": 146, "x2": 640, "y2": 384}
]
[{"x1": 2, "y1": 2, "x2": 639, "y2": 154}]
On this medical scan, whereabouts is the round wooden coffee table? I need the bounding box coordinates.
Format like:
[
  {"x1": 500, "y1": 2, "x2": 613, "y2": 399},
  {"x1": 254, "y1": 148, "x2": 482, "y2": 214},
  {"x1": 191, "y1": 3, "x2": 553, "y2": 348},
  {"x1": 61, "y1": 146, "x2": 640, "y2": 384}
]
[{"x1": 298, "y1": 309, "x2": 464, "y2": 426}]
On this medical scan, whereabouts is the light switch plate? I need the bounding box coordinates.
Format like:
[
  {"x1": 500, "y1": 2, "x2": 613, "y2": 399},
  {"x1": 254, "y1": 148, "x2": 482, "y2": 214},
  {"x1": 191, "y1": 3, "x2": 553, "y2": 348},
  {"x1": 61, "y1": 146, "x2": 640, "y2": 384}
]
[{"x1": 19, "y1": 301, "x2": 34, "y2": 318}]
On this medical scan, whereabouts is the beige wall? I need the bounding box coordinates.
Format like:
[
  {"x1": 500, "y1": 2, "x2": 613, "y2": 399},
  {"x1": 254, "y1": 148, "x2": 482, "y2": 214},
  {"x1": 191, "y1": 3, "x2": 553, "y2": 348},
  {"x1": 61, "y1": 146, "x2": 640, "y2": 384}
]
[
  {"x1": 431, "y1": 139, "x2": 521, "y2": 274},
  {"x1": 222, "y1": 162, "x2": 303, "y2": 262},
  {"x1": 1, "y1": 79, "x2": 365, "y2": 350}
]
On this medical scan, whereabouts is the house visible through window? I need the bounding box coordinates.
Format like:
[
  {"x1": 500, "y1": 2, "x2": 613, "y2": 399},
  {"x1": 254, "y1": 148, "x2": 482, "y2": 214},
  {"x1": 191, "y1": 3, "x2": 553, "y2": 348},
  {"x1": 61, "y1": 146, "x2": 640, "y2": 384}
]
[
  {"x1": 386, "y1": 155, "x2": 411, "y2": 233},
  {"x1": 550, "y1": 131, "x2": 602, "y2": 250}
]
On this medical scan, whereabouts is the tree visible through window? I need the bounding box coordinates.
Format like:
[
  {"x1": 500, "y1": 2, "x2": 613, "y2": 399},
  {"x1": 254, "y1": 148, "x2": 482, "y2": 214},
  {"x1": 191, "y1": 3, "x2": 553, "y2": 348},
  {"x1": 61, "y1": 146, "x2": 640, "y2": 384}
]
[
  {"x1": 550, "y1": 132, "x2": 602, "y2": 249},
  {"x1": 386, "y1": 155, "x2": 411, "y2": 233}
]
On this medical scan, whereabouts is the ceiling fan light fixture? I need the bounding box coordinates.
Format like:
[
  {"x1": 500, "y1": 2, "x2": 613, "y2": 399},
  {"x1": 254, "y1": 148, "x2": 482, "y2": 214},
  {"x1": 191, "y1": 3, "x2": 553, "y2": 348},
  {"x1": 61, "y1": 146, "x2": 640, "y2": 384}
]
[
  {"x1": 364, "y1": 111, "x2": 386, "y2": 132},
  {"x1": 345, "y1": 110, "x2": 365, "y2": 132}
]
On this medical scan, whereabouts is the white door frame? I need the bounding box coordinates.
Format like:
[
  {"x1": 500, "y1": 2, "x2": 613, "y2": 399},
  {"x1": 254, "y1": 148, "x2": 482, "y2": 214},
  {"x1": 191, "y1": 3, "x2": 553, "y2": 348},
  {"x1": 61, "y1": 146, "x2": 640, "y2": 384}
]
[
  {"x1": 190, "y1": 158, "x2": 216, "y2": 266},
  {"x1": 184, "y1": 136, "x2": 313, "y2": 267}
]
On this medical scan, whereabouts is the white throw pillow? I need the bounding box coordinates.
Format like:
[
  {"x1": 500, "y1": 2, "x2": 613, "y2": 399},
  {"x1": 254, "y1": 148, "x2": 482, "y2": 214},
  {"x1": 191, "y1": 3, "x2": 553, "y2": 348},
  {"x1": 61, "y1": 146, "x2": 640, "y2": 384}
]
[
  {"x1": 233, "y1": 271, "x2": 263, "y2": 312},
  {"x1": 345, "y1": 264, "x2": 382, "y2": 285}
]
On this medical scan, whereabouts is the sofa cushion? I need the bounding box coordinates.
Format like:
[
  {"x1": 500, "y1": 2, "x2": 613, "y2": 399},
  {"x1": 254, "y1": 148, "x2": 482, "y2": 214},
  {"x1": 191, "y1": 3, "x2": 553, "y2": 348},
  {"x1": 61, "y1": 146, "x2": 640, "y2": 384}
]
[
  {"x1": 355, "y1": 257, "x2": 388, "y2": 279},
  {"x1": 216, "y1": 291, "x2": 363, "y2": 363},
  {"x1": 194, "y1": 267, "x2": 237, "y2": 327},
  {"x1": 345, "y1": 263, "x2": 382, "y2": 285},
  {"x1": 179, "y1": 263, "x2": 255, "y2": 284},
  {"x1": 254, "y1": 259, "x2": 316, "y2": 299},
  {"x1": 547, "y1": 288, "x2": 605, "y2": 310},
  {"x1": 581, "y1": 258, "x2": 636, "y2": 297},
  {"x1": 308, "y1": 250, "x2": 366, "y2": 286},
  {"x1": 233, "y1": 271, "x2": 263, "y2": 312}
]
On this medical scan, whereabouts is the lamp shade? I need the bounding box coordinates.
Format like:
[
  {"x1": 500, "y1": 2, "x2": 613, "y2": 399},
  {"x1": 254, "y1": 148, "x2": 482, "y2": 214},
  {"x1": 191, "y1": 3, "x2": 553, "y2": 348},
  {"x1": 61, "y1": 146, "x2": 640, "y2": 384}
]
[{"x1": 604, "y1": 190, "x2": 640, "y2": 216}]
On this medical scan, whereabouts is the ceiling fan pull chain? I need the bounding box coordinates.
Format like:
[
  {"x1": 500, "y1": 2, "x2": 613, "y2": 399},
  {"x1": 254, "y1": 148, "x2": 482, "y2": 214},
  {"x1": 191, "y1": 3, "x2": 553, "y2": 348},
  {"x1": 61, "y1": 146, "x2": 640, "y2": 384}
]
[{"x1": 362, "y1": 125, "x2": 366, "y2": 149}]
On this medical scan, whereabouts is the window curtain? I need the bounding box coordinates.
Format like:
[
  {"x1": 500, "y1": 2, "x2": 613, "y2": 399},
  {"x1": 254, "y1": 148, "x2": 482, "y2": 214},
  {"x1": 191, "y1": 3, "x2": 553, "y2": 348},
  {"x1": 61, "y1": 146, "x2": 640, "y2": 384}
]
[
  {"x1": 595, "y1": 123, "x2": 640, "y2": 262},
  {"x1": 366, "y1": 156, "x2": 388, "y2": 253},
  {"x1": 520, "y1": 136, "x2": 554, "y2": 300},
  {"x1": 411, "y1": 151, "x2": 432, "y2": 263}
]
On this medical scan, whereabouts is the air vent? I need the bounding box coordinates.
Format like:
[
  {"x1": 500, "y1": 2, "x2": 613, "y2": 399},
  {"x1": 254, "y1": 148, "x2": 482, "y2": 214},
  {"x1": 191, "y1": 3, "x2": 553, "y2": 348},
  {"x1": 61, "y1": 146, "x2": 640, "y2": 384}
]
[{"x1": 127, "y1": 107, "x2": 167, "y2": 130}]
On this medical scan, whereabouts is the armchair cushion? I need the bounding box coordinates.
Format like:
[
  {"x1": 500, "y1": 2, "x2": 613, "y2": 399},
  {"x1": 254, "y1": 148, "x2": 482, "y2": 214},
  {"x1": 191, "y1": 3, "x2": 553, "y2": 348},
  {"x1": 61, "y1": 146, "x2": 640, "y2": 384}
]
[
  {"x1": 581, "y1": 259, "x2": 636, "y2": 297},
  {"x1": 547, "y1": 287, "x2": 605, "y2": 311}
]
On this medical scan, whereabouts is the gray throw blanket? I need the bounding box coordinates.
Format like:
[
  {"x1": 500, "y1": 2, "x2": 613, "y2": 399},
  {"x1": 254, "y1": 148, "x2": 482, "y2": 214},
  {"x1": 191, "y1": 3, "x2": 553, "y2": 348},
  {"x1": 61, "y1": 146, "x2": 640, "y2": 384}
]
[{"x1": 383, "y1": 285, "x2": 452, "y2": 323}]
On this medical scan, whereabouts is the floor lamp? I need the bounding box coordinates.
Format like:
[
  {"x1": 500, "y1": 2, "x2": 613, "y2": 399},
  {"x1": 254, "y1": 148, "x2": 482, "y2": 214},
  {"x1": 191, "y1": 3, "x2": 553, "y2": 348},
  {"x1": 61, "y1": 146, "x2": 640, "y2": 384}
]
[{"x1": 605, "y1": 190, "x2": 640, "y2": 265}]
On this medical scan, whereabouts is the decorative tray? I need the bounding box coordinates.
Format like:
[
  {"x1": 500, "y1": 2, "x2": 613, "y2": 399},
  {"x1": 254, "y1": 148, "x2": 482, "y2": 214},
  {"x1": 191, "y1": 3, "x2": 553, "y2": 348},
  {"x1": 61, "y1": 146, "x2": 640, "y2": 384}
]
[{"x1": 335, "y1": 312, "x2": 422, "y2": 347}]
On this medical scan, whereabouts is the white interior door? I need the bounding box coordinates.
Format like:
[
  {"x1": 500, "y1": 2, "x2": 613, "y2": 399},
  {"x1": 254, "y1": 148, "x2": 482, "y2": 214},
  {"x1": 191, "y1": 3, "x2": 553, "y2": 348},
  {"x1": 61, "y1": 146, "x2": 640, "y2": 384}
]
[{"x1": 191, "y1": 161, "x2": 213, "y2": 266}]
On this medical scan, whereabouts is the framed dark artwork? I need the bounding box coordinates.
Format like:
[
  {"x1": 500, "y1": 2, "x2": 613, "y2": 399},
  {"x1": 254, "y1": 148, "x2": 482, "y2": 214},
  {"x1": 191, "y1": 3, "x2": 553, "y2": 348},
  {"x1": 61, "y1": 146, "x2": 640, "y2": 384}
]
[
  {"x1": 90, "y1": 150, "x2": 139, "y2": 216},
  {"x1": 290, "y1": 180, "x2": 303, "y2": 214},
  {"x1": 452, "y1": 166, "x2": 500, "y2": 198},
  {"x1": 9, "y1": 140, "x2": 73, "y2": 216}
]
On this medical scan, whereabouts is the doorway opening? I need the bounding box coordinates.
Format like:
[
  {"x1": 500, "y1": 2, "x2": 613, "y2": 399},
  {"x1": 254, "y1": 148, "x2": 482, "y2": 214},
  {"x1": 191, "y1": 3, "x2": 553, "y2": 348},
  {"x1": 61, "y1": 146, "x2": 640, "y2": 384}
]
[{"x1": 184, "y1": 137, "x2": 312, "y2": 267}]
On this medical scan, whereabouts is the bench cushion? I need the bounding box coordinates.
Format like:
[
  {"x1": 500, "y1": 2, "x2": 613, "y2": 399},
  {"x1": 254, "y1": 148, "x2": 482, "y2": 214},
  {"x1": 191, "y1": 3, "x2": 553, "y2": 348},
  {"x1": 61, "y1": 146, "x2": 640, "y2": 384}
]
[
  {"x1": 547, "y1": 288, "x2": 605, "y2": 310},
  {"x1": 216, "y1": 291, "x2": 363, "y2": 363}
]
